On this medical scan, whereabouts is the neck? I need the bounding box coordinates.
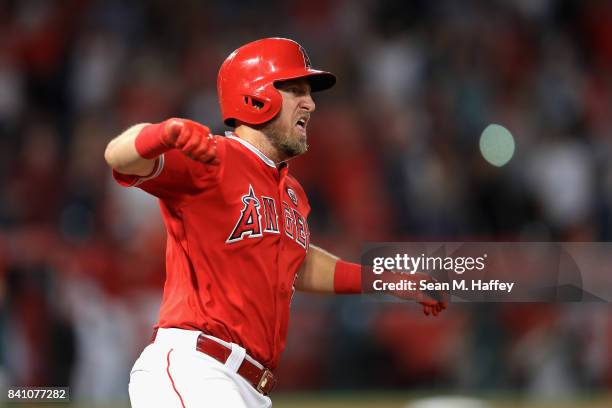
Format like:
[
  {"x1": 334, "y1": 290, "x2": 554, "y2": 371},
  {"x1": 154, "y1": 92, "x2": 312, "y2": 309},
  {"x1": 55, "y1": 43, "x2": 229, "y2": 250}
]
[{"x1": 233, "y1": 125, "x2": 285, "y2": 163}]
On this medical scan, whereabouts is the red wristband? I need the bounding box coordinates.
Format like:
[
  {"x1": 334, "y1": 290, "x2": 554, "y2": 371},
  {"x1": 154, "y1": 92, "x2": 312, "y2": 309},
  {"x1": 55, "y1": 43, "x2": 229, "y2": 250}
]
[
  {"x1": 334, "y1": 260, "x2": 362, "y2": 294},
  {"x1": 134, "y1": 122, "x2": 171, "y2": 159}
]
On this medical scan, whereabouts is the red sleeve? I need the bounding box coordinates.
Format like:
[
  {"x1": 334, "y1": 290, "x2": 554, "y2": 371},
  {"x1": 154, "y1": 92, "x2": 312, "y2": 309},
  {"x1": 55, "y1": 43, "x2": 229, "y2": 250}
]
[{"x1": 112, "y1": 136, "x2": 224, "y2": 203}]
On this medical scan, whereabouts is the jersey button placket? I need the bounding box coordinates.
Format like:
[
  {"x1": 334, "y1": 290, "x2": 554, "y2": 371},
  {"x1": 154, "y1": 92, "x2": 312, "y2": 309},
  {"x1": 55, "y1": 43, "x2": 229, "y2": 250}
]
[{"x1": 271, "y1": 164, "x2": 288, "y2": 355}]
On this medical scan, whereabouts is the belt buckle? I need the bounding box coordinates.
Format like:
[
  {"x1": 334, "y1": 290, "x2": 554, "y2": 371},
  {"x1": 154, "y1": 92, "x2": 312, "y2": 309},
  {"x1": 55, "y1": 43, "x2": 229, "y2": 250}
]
[{"x1": 256, "y1": 369, "x2": 275, "y2": 395}]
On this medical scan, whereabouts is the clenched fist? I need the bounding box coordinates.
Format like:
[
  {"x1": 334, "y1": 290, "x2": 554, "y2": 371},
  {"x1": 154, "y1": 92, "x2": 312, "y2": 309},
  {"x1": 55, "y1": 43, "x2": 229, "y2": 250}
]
[
  {"x1": 135, "y1": 117, "x2": 217, "y2": 163},
  {"x1": 162, "y1": 119, "x2": 217, "y2": 163}
]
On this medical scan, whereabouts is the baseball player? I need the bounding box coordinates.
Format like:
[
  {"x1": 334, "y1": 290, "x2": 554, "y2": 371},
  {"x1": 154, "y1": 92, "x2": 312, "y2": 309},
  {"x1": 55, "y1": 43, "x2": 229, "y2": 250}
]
[{"x1": 104, "y1": 38, "x2": 446, "y2": 408}]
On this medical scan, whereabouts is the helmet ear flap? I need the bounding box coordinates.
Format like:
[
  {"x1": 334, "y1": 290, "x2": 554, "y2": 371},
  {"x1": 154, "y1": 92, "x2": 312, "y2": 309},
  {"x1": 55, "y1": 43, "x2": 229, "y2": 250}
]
[
  {"x1": 242, "y1": 95, "x2": 271, "y2": 115},
  {"x1": 237, "y1": 85, "x2": 282, "y2": 125}
]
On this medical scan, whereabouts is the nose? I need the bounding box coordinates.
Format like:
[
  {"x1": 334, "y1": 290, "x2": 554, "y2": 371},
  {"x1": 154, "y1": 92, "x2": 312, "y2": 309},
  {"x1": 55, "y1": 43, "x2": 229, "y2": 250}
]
[{"x1": 301, "y1": 93, "x2": 316, "y2": 112}]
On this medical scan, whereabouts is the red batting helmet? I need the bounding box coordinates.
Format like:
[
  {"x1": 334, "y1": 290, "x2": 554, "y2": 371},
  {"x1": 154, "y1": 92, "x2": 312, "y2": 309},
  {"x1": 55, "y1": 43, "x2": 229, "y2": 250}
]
[{"x1": 217, "y1": 38, "x2": 336, "y2": 127}]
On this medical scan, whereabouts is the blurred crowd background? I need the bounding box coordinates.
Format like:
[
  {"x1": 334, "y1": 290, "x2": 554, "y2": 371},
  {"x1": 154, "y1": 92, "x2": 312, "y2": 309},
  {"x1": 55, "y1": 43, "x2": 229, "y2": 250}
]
[{"x1": 1, "y1": 0, "x2": 612, "y2": 404}]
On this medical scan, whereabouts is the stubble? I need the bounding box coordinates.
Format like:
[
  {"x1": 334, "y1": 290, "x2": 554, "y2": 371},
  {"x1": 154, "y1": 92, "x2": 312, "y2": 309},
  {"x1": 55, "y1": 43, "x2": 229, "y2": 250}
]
[{"x1": 260, "y1": 118, "x2": 308, "y2": 159}]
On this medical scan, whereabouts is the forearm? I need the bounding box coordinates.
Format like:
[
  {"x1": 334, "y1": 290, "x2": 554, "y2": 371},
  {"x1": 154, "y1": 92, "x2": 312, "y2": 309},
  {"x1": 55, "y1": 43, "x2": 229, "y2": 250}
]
[
  {"x1": 295, "y1": 245, "x2": 338, "y2": 292},
  {"x1": 104, "y1": 123, "x2": 155, "y2": 176},
  {"x1": 295, "y1": 245, "x2": 361, "y2": 294},
  {"x1": 105, "y1": 119, "x2": 216, "y2": 176}
]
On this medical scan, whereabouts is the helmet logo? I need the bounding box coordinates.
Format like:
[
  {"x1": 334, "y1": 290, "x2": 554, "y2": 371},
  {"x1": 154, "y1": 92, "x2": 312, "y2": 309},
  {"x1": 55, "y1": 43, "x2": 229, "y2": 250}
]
[{"x1": 298, "y1": 45, "x2": 312, "y2": 68}]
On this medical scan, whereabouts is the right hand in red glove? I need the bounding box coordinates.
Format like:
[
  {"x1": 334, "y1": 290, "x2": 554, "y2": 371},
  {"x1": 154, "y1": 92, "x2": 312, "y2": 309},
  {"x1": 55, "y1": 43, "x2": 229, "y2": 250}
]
[
  {"x1": 386, "y1": 271, "x2": 448, "y2": 317},
  {"x1": 135, "y1": 117, "x2": 217, "y2": 163}
]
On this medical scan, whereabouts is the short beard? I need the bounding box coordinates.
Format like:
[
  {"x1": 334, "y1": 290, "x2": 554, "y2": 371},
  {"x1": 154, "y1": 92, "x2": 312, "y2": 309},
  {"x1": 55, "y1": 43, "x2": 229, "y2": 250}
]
[{"x1": 260, "y1": 118, "x2": 308, "y2": 160}]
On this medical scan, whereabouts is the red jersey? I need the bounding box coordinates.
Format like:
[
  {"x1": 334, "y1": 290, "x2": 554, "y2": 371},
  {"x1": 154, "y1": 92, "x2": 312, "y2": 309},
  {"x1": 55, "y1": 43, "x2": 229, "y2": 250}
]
[{"x1": 113, "y1": 133, "x2": 310, "y2": 369}]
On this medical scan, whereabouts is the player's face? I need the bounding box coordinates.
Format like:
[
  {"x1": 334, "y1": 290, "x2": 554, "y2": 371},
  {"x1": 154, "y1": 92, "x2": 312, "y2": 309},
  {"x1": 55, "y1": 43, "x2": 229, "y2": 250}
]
[{"x1": 262, "y1": 78, "x2": 315, "y2": 159}]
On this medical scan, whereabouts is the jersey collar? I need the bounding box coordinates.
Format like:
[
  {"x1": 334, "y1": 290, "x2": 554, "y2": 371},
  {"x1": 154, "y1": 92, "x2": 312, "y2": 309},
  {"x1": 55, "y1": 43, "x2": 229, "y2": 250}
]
[{"x1": 226, "y1": 132, "x2": 278, "y2": 169}]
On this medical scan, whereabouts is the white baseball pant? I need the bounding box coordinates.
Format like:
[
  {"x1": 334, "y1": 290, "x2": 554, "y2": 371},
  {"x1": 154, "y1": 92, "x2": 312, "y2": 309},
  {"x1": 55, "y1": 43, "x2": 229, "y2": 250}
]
[{"x1": 128, "y1": 328, "x2": 272, "y2": 408}]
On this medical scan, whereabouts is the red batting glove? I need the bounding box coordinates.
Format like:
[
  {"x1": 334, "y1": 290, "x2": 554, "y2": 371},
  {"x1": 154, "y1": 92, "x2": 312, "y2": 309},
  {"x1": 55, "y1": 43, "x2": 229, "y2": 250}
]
[
  {"x1": 419, "y1": 282, "x2": 448, "y2": 317},
  {"x1": 135, "y1": 118, "x2": 217, "y2": 163},
  {"x1": 385, "y1": 271, "x2": 448, "y2": 317},
  {"x1": 414, "y1": 272, "x2": 447, "y2": 316}
]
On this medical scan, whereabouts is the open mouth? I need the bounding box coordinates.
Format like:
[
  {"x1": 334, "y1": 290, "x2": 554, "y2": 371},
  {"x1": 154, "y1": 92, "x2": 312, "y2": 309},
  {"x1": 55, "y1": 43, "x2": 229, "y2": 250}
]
[{"x1": 296, "y1": 118, "x2": 307, "y2": 131}]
